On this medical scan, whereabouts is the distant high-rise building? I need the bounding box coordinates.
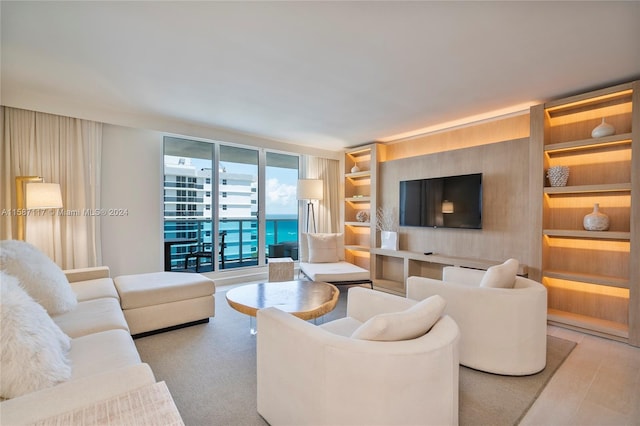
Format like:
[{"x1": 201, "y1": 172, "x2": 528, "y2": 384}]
[
  {"x1": 163, "y1": 156, "x2": 257, "y2": 270},
  {"x1": 164, "y1": 156, "x2": 212, "y2": 220}
]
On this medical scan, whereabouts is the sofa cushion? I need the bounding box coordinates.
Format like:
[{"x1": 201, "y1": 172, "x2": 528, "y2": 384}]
[
  {"x1": 0, "y1": 364, "x2": 156, "y2": 426},
  {"x1": 351, "y1": 295, "x2": 446, "y2": 341},
  {"x1": 307, "y1": 233, "x2": 340, "y2": 263},
  {"x1": 70, "y1": 278, "x2": 120, "y2": 302},
  {"x1": 320, "y1": 317, "x2": 363, "y2": 337},
  {"x1": 0, "y1": 239, "x2": 77, "y2": 315},
  {"x1": 69, "y1": 329, "x2": 142, "y2": 380},
  {"x1": 0, "y1": 272, "x2": 72, "y2": 399},
  {"x1": 53, "y1": 298, "x2": 129, "y2": 338},
  {"x1": 300, "y1": 261, "x2": 370, "y2": 283},
  {"x1": 480, "y1": 258, "x2": 519, "y2": 288},
  {"x1": 114, "y1": 272, "x2": 215, "y2": 309}
]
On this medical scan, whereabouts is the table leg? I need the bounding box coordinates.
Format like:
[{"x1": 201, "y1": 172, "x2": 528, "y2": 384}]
[{"x1": 250, "y1": 316, "x2": 257, "y2": 335}]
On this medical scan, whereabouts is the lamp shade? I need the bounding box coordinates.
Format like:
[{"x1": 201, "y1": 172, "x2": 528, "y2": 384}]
[
  {"x1": 442, "y1": 200, "x2": 454, "y2": 214},
  {"x1": 26, "y1": 183, "x2": 63, "y2": 209},
  {"x1": 297, "y1": 179, "x2": 323, "y2": 201}
]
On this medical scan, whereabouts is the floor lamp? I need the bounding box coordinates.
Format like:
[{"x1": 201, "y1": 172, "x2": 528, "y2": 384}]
[
  {"x1": 15, "y1": 176, "x2": 63, "y2": 240},
  {"x1": 297, "y1": 179, "x2": 323, "y2": 233}
]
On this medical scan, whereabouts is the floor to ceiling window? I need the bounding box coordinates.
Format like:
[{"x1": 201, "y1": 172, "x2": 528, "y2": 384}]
[
  {"x1": 219, "y1": 145, "x2": 259, "y2": 268},
  {"x1": 265, "y1": 152, "x2": 300, "y2": 260},
  {"x1": 163, "y1": 137, "x2": 299, "y2": 272}
]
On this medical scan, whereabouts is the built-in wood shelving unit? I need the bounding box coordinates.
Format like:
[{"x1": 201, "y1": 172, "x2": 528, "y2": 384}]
[
  {"x1": 530, "y1": 80, "x2": 639, "y2": 346},
  {"x1": 343, "y1": 144, "x2": 383, "y2": 271}
]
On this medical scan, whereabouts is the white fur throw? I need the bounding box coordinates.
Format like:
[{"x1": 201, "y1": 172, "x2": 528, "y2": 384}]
[
  {"x1": 0, "y1": 272, "x2": 72, "y2": 399},
  {"x1": 0, "y1": 240, "x2": 77, "y2": 315}
]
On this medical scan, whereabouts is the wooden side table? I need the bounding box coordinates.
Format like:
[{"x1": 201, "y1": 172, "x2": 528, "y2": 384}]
[{"x1": 268, "y1": 257, "x2": 294, "y2": 282}]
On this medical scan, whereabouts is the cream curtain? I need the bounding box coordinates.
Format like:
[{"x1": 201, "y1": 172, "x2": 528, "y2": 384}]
[
  {"x1": 303, "y1": 156, "x2": 340, "y2": 233},
  {"x1": 0, "y1": 107, "x2": 102, "y2": 268}
]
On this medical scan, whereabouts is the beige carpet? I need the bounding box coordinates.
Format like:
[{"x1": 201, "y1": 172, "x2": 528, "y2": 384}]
[
  {"x1": 135, "y1": 287, "x2": 576, "y2": 426},
  {"x1": 459, "y1": 335, "x2": 576, "y2": 425}
]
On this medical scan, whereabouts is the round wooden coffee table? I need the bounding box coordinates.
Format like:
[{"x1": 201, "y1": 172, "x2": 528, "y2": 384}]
[{"x1": 226, "y1": 280, "x2": 340, "y2": 333}]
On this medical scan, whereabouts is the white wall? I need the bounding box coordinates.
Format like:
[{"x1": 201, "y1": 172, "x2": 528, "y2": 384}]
[{"x1": 101, "y1": 125, "x2": 164, "y2": 276}]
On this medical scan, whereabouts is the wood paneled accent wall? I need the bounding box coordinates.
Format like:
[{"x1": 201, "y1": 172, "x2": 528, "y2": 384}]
[
  {"x1": 384, "y1": 113, "x2": 530, "y2": 161},
  {"x1": 379, "y1": 119, "x2": 533, "y2": 270}
]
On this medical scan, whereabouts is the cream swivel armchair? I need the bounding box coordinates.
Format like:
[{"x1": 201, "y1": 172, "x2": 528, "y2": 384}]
[
  {"x1": 257, "y1": 287, "x2": 460, "y2": 426},
  {"x1": 406, "y1": 259, "x2": 548, "y2": 376}
]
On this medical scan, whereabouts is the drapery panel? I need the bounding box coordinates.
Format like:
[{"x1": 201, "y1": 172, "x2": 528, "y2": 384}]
[
  {"x1": 0, "y1": 106, "x2": 102, "y2": 268},
  {"x1": 303, "y1": 156, "x2": 340, "y2": 233}
]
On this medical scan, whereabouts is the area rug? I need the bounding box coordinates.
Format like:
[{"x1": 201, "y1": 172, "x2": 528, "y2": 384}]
[
  {"x1": 459, "y1": 335, "x2": 576, "y2": 425},
  {"x1": 135, "y1": 286, "x2": 576, "y2": 426}
]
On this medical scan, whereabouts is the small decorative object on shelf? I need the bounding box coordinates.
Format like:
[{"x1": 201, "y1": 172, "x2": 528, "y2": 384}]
[
  {"x1": 376, "y1": 206, "x2": 398, "y2": 250},
  {"x1": 583, "y1": 203, "x2": 610, "y2": 231},
  {"x1": 351, "y1": 162, "x2": 360, "y2": 173},
  {"x1": 547, "y1": 165, "x2": 570, "y2": 187},
  {"x1": 591, "y1": 117, "x2": 616, "y2": 138},
  {"x1": 355, "y1": 210, "x2": 369, "y2": 223}
]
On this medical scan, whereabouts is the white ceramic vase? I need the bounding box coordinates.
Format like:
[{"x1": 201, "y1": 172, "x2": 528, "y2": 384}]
[
  {"x1": 591, "y1": 118, "x2": 615, "y2": 138},
  {"x1": 583, "y1": 203, "x2": 609, "y2": 231},
  {"x1": 351, "y1": 164, "x2": 360, "y2": 173},
  {"x1": 380, "y1": 231, "x2": 398, "y2": 250}
]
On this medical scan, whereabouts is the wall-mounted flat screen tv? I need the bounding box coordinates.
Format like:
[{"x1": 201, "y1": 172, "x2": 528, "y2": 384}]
[{"x1": 399, "y1": 173, "x2": 482, "y2": 229}]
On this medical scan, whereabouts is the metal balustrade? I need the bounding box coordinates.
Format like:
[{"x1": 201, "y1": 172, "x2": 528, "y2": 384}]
[{"x1": 164, "y1": 218, "x2": 298, "y2": 272}]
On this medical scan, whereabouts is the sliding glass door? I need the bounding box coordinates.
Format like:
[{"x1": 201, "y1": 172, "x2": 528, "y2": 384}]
[
  {"x1": 219, "y1": 145, "x2": 259, "y2": 268},
  {"x1": 163, "y1": 137, "x2": 299, "y2": 272},
  {"x1": 265, "y1": 152, "x2": 300, "y2": 260},
  {"x1": 163, "y1": 138, "x2": 217, "y2": 272}
]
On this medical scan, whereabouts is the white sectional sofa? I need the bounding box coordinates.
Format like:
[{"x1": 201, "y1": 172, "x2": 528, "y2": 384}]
[{"x1": 0, "y1": 240, "x2": 187, "y2": 425}]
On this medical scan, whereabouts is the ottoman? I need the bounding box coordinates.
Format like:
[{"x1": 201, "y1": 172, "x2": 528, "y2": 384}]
[{"x1": 114, "y1": 272, "x2": 215, "y2": 337}]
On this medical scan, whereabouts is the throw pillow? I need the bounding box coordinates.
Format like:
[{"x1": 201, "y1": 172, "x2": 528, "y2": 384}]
[
  {"x1": 351, "y1": 294, "x2": 446, "y2": 341},
  {"x1": 0, "y1": 272, "x2": 72, "y2": 399},
  {"x1": 0, "y1": 239, "x2": 77, "y2": 315},
  {"x1": 307, "y1": 233, "x2": 339, "y2": 263},
  {"x1": 479, "y1": 258, "x2": 519, "y2": 288},
  {"x1": 335, "y1": 233, "x2": 345, "y2": 261},
  {"x1": 299, "y1": 233, "x2": 309, "y2": 262}
]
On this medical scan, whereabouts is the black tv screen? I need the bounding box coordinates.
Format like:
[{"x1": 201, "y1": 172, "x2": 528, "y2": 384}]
[{"x1": 399, "y1": 173, "x2": 482, "y2": 229}]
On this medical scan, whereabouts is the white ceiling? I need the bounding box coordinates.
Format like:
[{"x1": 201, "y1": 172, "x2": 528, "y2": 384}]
[{"x1": 2, "y1": 1, "x2": 639, "y2": 151}]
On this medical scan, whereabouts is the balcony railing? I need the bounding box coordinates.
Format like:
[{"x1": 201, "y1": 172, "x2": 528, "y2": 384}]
[{"x1": 164, "y1": 217, "x2": 298, "y2": 272}]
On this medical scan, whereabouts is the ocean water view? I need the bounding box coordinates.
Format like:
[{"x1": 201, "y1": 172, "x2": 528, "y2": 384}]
[
  {"x1": 266, "y1": 214, "x2": 298, "y2": 245},
  {"x1": 164, "y1": 215, "x2": 299, "y2": 270}
]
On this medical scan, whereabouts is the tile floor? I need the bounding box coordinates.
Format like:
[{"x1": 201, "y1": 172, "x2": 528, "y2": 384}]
[{"x1": 521, "y1": 326, "x2": 640, "y2": 426}]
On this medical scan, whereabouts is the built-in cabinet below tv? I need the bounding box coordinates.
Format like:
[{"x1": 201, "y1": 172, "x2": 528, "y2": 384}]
[{"x1": 370, "y1": 248, "x2": 528, "y2": 296}]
